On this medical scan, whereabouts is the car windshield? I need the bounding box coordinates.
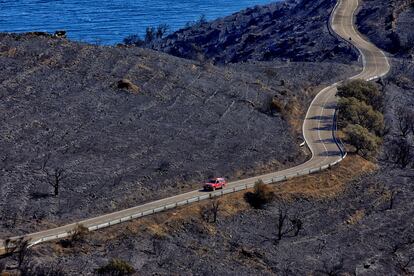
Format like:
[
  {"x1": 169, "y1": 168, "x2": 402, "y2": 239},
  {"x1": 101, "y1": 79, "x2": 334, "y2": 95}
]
[{"x1": 208, "y1": 179, "x2": 217, "y2": 183}]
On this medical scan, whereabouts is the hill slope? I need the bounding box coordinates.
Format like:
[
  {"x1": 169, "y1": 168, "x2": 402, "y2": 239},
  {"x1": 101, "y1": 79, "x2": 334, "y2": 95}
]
[
  {"x1": 7, "y1": 0, "x2": 413, "y2": 272},
  {"x1": 357, "y1": 0, "x2": 414, "y2": 56},
  {"x1": 0, "y1": 33, "x2": 357, "y2": 236},
  {"x1": 152, "y1": 0, "x2": 358, "y2": 64}
]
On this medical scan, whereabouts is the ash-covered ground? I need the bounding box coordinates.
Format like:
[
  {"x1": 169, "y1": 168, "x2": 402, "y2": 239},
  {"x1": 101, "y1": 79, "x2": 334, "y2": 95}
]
[
  {"x1": 356, "y1": 0, "x2": 414, "y2": 57},
  {"x1": 2, "y1": 0, "x2": 414, "y2": 274},
  {"x1": 20, "y1": 157, "x2": 413, "y2": 275},
  {"x1": 0, "y1": 33, "x2": 357, "y2": 237},
  {"x1": 12, "y1": 60, "x2": 413, "y2": 275},
  {"x1": 152, "y1": 0, "x2": 359, "y2": 64}
]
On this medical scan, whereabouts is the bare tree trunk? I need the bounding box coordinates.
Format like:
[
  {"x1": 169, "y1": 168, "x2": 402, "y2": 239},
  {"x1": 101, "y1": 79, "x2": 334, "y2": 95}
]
[{"x1": 211, "y1": 200, "x2": 220, "y2": 223}]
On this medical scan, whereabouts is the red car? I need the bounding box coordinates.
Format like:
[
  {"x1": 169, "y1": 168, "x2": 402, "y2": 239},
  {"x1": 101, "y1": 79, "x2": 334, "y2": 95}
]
[{"x1": 203, "y1": 178, "x2": 227, "y2": 191}]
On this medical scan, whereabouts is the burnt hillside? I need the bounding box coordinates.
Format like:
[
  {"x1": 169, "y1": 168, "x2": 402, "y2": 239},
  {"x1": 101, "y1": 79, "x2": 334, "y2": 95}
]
[
  {"x1": 7, "y1": 2, "x2": 414, "y2": 272},
  {"x1": 0, "y1": 33, "x2": 357, "y2": 236},
  {"x1": 152, "y1": 0, "x2": 359, "y2": 64},
  {"x1": 357, "y1": 0, "x2": 414, "y2": 56}
]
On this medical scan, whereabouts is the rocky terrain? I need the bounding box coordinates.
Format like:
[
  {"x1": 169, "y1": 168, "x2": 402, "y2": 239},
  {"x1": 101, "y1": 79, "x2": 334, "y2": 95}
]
[{"x1": 152, "y1": 0, "x2": 359, "y2": 64}]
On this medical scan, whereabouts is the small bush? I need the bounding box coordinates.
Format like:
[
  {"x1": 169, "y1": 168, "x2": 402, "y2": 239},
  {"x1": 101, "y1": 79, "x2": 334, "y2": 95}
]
[
  {"x1": 244, "y1": 180, "x2": 274, "y2": 209},
  {"x1": 95, "y1": 259, "x2": 135, "y2": 276}
]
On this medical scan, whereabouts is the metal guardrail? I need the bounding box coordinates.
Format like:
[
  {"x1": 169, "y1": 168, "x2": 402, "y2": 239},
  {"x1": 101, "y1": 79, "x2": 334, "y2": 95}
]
[{"x1": 25, "y1": 150, "x2": 347, "y2": 247}]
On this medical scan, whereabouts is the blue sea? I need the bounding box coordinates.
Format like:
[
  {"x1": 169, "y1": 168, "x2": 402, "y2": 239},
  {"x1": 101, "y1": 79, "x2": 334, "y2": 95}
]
[{"x1": 0, "y1": 0, "x2": 275, "y2": 45}]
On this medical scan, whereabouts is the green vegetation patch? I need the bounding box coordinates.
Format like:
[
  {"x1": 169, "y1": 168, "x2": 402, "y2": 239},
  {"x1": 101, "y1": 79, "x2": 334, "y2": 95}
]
[{"x1": 337, "y1": 80, "x2": 384, "y2": 157}]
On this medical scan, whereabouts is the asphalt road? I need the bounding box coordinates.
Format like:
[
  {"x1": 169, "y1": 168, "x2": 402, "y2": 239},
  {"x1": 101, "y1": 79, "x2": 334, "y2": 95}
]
[{"x1": 0, "y1": 0, "x2": 390, "y2": 250}]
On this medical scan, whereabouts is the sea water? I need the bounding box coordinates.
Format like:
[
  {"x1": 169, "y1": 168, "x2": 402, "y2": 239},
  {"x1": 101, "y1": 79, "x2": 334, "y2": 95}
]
[{"x1": 0, "y1": 0, "x2": 275, "y2": 45}]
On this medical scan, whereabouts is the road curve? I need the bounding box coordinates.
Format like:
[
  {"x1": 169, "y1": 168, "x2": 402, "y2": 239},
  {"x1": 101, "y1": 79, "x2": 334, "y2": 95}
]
[{"x1": 1, "y1": 0, "x2": 390, "y2": 250}]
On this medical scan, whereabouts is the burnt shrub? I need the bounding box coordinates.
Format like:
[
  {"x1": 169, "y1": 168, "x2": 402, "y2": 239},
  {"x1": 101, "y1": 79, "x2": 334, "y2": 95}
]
[
  {"x1": 123, "y1": 35, "x2": 144, "y2": 46},
  {"x1": 244, "y1": 180, "x2": 275, "y2": 209},
  {"x1": 270, "y1": 97, "x2": 285, "y2": 114},
  {"x1": 395, "y1": 106, "x2": 414, "y2": 138},
  {"x1": 260, "y1": 95, "x2": 285, "y2": 116},
  {"x1": 200, "y1": 200, "x2": 221, "y2": 223},
  {"x1": 385, "y1": 136, "x2": 413, "y2": 169},
  {"x1": 70, "y1": 224, "x2": 89, "y2": 243},
  {"x1": 59, "y1": 224, "x2": 89, "y2": 248},
  {"x1": 95, "y1": 259, "x2": 135, "y2": 276},
  {"x1": 156, "y1": 24, "x2": 170, "y2": 39},
  {"x1": 145, "y1": 27, "x2": 155, "y2": 43}
]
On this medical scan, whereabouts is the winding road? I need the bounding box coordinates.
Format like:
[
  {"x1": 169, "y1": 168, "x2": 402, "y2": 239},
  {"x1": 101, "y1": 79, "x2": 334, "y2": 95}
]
[{"x1": 1, "y1": 0, "x2": 390, "y2": 251}]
